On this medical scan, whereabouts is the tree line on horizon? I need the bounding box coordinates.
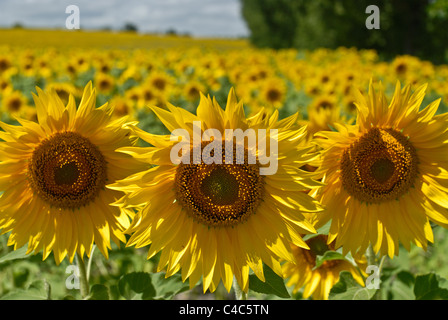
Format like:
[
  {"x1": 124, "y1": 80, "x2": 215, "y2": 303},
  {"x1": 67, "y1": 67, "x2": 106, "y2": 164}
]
[{"x1": 241, "y1": 0, "x2": 448, "y2": 64}]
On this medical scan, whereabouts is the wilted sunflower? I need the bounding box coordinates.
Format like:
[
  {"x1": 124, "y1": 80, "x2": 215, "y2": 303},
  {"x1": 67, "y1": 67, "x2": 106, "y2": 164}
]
[
  {"x1": 313, "y1": 81, "x2": 448, "y2": 258},
  {"x1": 283, "y1": 235, "x2": 365, "y2": 300},
  {"x1": 0, "y1": 82, "x2": 142, "y2": 264},
  {"x1": 110, "y1": 88, "x2": 323, "y2": 293}
]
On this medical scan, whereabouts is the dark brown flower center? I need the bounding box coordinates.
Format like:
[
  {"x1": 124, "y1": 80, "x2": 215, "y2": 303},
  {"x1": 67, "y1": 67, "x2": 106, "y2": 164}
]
[
  {"x1": 266, "y1": 88, "x2": 281, "y2": 102},
  {"x1": 340, "y1": 127, "x2": 419, "y2": 203},
  {"x1": 175, "y1": 141, "x2": 264, "y2": 227},
  {"x1": 28, "y1": 132, "x2": 107, "y2": 209}
]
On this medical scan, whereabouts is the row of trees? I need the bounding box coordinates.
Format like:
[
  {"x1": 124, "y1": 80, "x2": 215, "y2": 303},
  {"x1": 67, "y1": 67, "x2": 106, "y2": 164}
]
[{"x1": 241, "y1": 0, "x2": 448, "y2": 63}]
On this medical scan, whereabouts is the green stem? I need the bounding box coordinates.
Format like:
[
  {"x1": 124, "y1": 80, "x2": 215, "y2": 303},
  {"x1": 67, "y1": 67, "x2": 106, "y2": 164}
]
[
  {"x1": 86, "y1": 245, "x2": 96, "y2": 282},
  {"x1": 365, "y1": 245, "x2": 387, "y2": 300},
  {"x1": 378, "y1": 255, "x2": 386, "y2": 273},
  {"x1": 366, "y1": 244, "x2": 377, "y2": 267},
  {"x1": 76, "y1": 253, "x2": 90, "y2": 299},
  {"x1": 44, "y1": 279, "x2": 51, "y2": 300},
  {"x1": 233, "y1": 277, "x2": 247, "y2": 300}
]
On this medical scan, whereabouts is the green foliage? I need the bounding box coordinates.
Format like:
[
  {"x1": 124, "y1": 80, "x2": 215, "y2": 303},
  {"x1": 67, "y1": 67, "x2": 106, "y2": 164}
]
[
  {"x1": 414, "y1": 273, "x2": 448, "y2": 300},
  {"x1": 0, "y1": 280, "x2": 50, "y2": 300},
  {"x1": 242, "y1": 0, "x2": 299, "y2": 49},
  {"x1": 314, "y1": 251, "x2": 347, "y2": 270},
  {"x1": 329, "y1": 268, "x2": 448, "y2": 300},
  {"x1": 326, "y1": 226, "x2": 448, "y2": 300},
  {"x1": 0, "y1": 245, "x2": 28, "y2": 264},
  {"x1": 118, "y1": 272, "x2": 190, "y2": 300},
  {"x1": 3, "y1": 227, "x2": 448, "y2": 300},
  {"x1": 329, "y1": 271, "x2": 378, "y2": 300},
  {"x1": 241, "y1": 0, "x2": 448, "y2": 63},
  {"x1": 248, "y1": 264, "x2": 290, "y2": 298},
  {"x1": 85, "y1": 284, "x2": 110, "y2": 300}
]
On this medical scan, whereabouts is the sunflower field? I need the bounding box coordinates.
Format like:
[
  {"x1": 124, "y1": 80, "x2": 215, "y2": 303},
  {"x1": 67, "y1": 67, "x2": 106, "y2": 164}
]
[{"x1": 1, "y1": 28, "x2": 448, "y2": 305}]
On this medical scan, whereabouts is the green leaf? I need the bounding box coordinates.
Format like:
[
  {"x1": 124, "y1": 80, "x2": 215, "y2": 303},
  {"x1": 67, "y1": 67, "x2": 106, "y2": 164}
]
[
  {"x1": 385, "y1": 271, "x2": 415, "y2": 300},
  {"x1": 249, "y1": 264, "x2": 290, "y2": 298},
  {"x1": 118, "y1": 272, "x2": 155, "y2": 300},
  {"x1": 86, "y1": 284, "x2": 110, "y2": 300},
  {"x1": 0, "y1": 245, "x2": 29, "y2": 264},
  {"x1": 329, "y1": 271, "x2": 377, "y2": 300},
  {"x1": 0, "y1": 279, "x2": 50, "y2": 300},
  {"x1": 147, "y1": 273, "x2": 190, "y2": 300},
  {"x1": 314, "y1": 251, "x2": 347, "y2": 269},
  {"x1": 414, "y1": 273, "x2": 448, "y2": 300},
  {"x1": 118, "y1": 272, "x2": 189, "y2": 300}
]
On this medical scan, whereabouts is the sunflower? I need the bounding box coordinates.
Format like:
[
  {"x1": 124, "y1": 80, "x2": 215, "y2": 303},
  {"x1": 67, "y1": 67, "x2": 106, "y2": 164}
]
[
  {"x1": 259, "y1": 77, "x2": 287, "y2": 109},
  {"x1": 304, "y1": 79, "x2": 322, "y2": 97},
  {"x1": 146, "y1": 70, "x2": 174, "y2": 93},
  {"x1": 110, "y1": 95, "x2": 136, "y2": 120},
  {"x1": 391, "y1": 56, "x2": 415, "y2": 77},
  {"x1": 0, "y1": 56, "x2": 12, "y2": 73},
  {"x1": 94, "y1": 72, "x2": 115, "y2": 94},
  {"x1": 298, "y1": 94, "x2": 346, "y2": 143},
  {"x1": 308, "y1": 95, "x2": 339, "y2": 124},
  {"x1": 1, "y1": 90, "x2": 33, "y2": 120},
  {"x1": 0, "y1": 82, "x2": 142, "y2": 264},
  {"x1": 110, "y1": 88, "x2": 323, "y2": 293},
  {"x1": 183, "y1": 81, "x2": 206, "y2": 102},
  {"x1": 0, "y1": 75, "x2": 13, "y2": 95},
  {"x1": 282, "y1": 235, "x2": 365, "y2": 300},
  {"x1": 45, "y1": 82, "x2": 81, "y2": 106},
  {"x1": 136, "y1": 83, "x2": 163, "y2": 109},
  {"x1": 312, "y1": 80, "x2": 448, "y2": 258}
]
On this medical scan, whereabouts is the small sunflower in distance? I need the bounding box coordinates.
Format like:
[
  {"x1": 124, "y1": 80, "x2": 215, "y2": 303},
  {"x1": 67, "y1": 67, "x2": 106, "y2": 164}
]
[
  {"x1": 0, "y1": 82, "x2": 142, "y2": 264},
  {"x1": 313, "y1": 80, "x2": 448, "y2": 258},
  {"x1": 110, "y1": 88, "x2": 323, "y2": 293},
  {"x1": 282, "y1": 235, "x2": 365, "y2": 300}
]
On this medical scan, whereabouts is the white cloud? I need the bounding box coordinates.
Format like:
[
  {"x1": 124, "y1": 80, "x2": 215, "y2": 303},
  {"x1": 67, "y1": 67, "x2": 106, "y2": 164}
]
[{"x1": 0, "y1": 0, "x2": 249, "y2": 37}]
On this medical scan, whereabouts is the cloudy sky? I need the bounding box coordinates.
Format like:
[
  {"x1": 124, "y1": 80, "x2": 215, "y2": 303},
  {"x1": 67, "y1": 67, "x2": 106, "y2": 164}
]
[{"x1": 0, "y1": 0, "x2": 250, "y2": 37}]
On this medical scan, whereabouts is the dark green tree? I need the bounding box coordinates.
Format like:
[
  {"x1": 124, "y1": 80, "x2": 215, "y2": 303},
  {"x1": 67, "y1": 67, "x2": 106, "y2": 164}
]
[
  {"x1": 122, "y1": 22, "x2": 138, "y2": 33},
  {"x1": 242, "y1": 0, "x2": 299, "y2": 49},
  {"x1": 241, "y1": 0, "x2": 448, "y2": 63}
]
